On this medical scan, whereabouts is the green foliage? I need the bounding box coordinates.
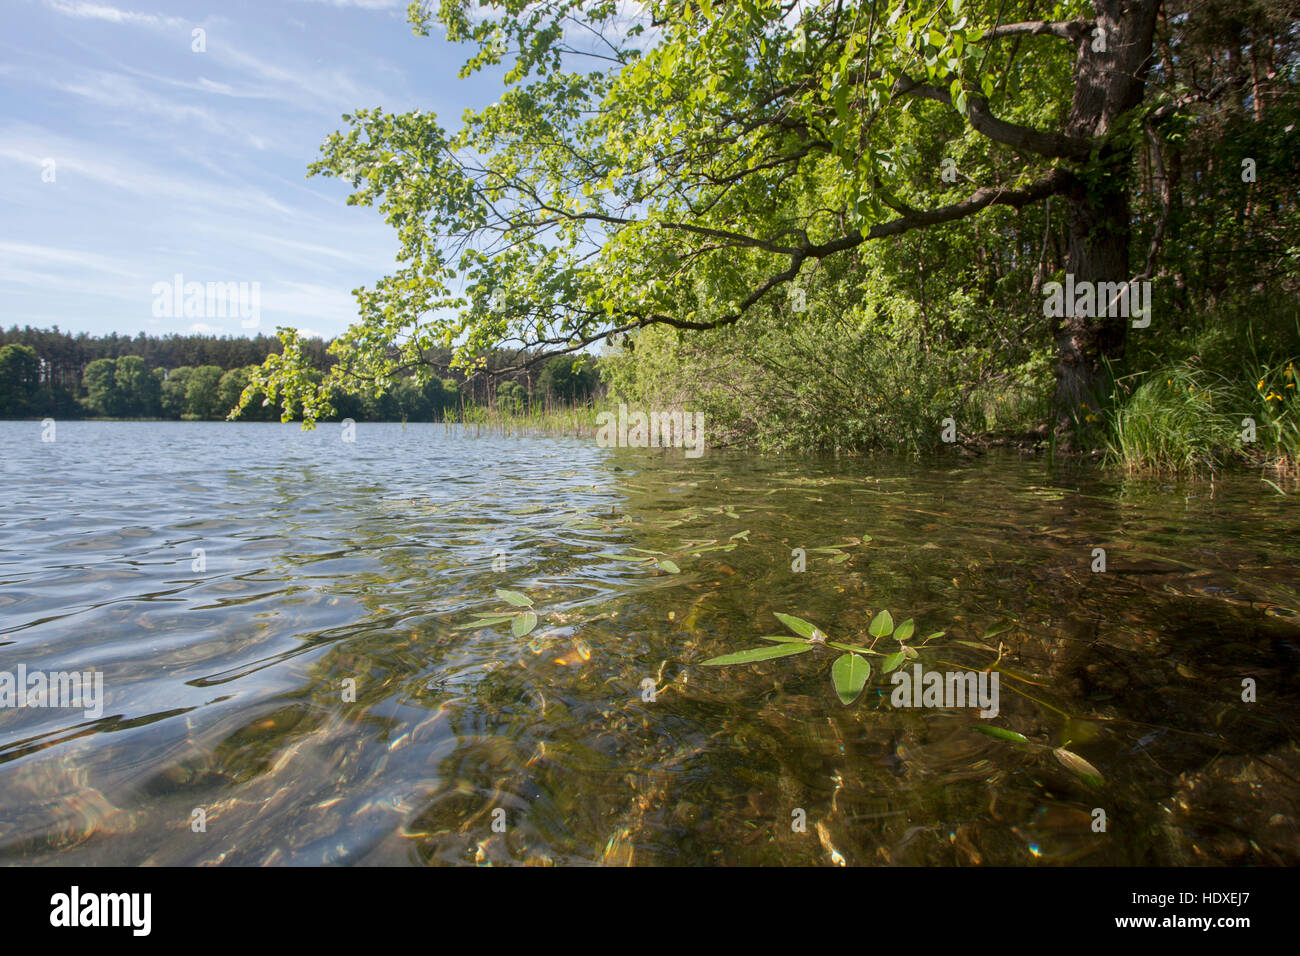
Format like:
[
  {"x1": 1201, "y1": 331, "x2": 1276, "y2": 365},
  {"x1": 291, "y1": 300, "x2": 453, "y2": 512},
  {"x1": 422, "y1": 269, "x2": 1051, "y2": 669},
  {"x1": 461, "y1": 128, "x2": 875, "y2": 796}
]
[
  {"x1": 496, "y1": 379, "x2": 527, "y2": 412},
  {"x1": 701, "y1": 610, "x2": 927, "y2": 705},
  {"x1": 248, "y1": 0, "x2": 1087, "y2": 423},
  {"x1": 0, "y1": 344, "x2": 40, "y2": 415},
  {"x1": 185, "y1": 366, "x2": 225, "y2": 420},
  {"x1": 82, "y1": 358, "x2": 122, "y2": 416},
  {"x1": 113, "y1": 356, "x2": 159, "y2": 417},
  {"x1": 1104, "y1": 302, "x2": 1300, "y2": 473},
  {"x1": 533, "y1": 354, "x2": 601, "y2": 405},
  {"x1": 457, "y1": 588, "x2": 541, "y2": 637},
  {"x1": 161, "y1": 367, "x2": 192, "y2": 419}
]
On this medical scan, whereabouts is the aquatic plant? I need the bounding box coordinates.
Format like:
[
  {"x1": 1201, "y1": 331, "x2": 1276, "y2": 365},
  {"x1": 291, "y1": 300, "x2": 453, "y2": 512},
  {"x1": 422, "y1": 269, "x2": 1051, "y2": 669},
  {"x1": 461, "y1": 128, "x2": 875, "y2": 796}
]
[
  {"x1": 456, "y1": 588, "x2": 540, "y2": 637},
  {"x1": 700, "y1": 610, "x2": 944, "y2": 705}
]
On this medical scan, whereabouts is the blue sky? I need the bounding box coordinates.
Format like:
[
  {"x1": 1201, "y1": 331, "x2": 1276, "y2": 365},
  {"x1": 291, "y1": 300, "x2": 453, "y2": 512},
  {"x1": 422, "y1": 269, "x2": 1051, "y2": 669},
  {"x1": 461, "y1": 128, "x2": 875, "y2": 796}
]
[{"x1": 2, "y1": 0, "x2": 509, "y2": 340}]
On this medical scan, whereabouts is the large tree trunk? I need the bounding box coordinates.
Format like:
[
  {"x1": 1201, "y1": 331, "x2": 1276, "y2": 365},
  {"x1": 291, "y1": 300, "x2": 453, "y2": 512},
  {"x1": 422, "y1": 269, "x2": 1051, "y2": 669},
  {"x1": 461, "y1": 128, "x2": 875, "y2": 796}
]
[{"x1": 1052, "y1": 0, "x2": 1160, "y2": 451}]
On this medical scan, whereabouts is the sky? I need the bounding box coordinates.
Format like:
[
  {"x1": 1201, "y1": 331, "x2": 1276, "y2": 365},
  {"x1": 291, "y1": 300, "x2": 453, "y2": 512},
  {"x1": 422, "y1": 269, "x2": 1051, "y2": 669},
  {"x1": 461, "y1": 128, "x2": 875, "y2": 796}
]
[{"x1": 2, "y1": 0, "x2": 510, "y2": 340}]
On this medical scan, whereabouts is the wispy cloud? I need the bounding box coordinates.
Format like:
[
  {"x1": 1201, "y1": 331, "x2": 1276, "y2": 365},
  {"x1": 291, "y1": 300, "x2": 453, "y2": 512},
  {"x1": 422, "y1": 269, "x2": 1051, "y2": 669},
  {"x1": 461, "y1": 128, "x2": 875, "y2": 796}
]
[{"x1": 41, "y1": 0, "x2": 183, "y2": 29}]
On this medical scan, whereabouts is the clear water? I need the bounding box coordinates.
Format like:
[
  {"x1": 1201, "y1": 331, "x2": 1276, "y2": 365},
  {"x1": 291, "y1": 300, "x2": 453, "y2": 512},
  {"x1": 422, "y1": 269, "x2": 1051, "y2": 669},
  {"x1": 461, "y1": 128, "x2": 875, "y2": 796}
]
[{"x1": 1, "y1": 420, "x2": 1297, "y2": 865}]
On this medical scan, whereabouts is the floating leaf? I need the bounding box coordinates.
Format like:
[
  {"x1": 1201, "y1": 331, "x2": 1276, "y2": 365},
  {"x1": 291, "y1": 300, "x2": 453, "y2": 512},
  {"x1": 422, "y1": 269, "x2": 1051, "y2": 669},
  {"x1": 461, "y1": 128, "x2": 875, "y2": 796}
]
[
  {"x1": 903, "y1": 645, "x2": 919, "y2": 659},
  {"x1": 495, "y1": 589, "x2": 533, "y2": 607},
  {"x1": 974, "y1": 725, "x2": 1029, "y2": 744},
  {"x1": 658, "y1": 559, "x2": 681, "y2": 574},
  {"x1": 455, "y1": 614, "x2": 518, "y2": 629},
  {"x1": 984, "y1": 620, "x2": 1014, "y2": 639},
  {"x1": 921, "y1": 631, "x2": 946, "y2": 644},
  {"x1": 512, "y1": 611, "x2": 538, "y2": 637},
  {"x1": 831, "y1": 653, "x2": 871, "y2": 705},
  {"x1": 700, "y1": 643, "x2": 813, "y2": 666},
  {"x1": 881, "y1": 651, "x2": 906, "y2": 674},
  {"x1": 774, "y1": 612, "x2": 821, "y2": 639},
  {"x1": 1054, "y1": 747, "x2": 1104, "y2": 786},
  {"x1": 829, "y1": 641, "x2": 873, "y2": 654},
  {"x1": 758, "y1": 633, "x2": 808, "y2": 644},
  {"x1": 868, "y1": 610, "x2": 895, "y2": 638},
  {"x1": 894, "y1": 618, "x2": 915, "y2": 643}
]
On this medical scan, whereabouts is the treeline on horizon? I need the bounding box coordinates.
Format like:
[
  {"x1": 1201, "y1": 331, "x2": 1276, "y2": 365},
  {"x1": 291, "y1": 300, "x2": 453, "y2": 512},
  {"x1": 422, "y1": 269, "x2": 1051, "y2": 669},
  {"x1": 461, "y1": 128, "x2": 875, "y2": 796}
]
[{"x1": 0, "y1": 326, "x2": 602, "y2": 421}]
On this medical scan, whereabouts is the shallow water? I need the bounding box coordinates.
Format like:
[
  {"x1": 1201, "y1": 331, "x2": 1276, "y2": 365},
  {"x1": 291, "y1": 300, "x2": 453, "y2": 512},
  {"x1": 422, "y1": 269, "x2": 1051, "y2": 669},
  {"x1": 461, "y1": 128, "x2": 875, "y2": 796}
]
[{"x1": 1, "y1": 420, "x2": 1297, "y2": 865}]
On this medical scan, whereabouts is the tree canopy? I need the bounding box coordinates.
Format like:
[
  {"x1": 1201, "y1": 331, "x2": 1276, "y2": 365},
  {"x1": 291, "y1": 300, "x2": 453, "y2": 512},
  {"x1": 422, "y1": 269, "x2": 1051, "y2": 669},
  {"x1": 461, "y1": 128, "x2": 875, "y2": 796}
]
[{"x1": 244, "y1": 0, "x2": 1299, "y2": 447}]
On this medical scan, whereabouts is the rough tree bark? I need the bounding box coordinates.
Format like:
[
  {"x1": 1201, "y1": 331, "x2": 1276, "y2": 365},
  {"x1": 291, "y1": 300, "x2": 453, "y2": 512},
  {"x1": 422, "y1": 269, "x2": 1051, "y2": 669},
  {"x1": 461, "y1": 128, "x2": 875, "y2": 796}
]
[{"x1": 1053, "y1": 0, "x2": 1161, "y2": 450}]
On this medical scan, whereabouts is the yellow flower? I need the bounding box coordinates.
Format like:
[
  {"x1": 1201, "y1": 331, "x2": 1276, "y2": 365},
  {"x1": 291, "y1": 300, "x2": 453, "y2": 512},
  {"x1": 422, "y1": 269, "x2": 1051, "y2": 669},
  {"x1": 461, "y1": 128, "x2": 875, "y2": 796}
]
[{"x1": 1258, "y1": 379, "x2": 1266, "y2": 391}]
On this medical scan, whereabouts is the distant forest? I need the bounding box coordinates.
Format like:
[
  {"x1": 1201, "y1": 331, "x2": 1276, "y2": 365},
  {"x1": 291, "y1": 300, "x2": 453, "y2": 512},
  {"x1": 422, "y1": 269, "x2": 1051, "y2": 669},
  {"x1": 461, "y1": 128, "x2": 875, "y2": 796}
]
[{"x1": 0, "y1": 326, "x2": 602, "y2": 421}]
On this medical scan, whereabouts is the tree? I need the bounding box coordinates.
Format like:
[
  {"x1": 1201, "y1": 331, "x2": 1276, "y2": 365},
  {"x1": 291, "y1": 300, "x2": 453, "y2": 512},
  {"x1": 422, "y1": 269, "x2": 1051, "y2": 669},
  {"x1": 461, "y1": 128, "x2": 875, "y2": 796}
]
[
  {"x1": 114, "y1": 355, "x2": 161, "y2": 417},
  {"x1": 218, "y1": 366, "x2": 275, "y2": 420},
  {"x1": 186, "y1": 366, "x2": 225, "y2": 419},
  {"x1": 534, "y1": 354, "x2": 601, "y2": 405},
  {"x1": 82, "y1": 358, "x2": 123, "y2": 417},
  {"x1": 161, "y1": 367, "x2": 194, "y2": 419},
  {"x1": 496, "y1": 379, "x2": 527, "y2": 411},
  {"x1": 0, "y1": 344, "x2": 40, "y2": 416},
  {"x1": 245, "y1": 0, "x2": 1258, "y2": 449}
]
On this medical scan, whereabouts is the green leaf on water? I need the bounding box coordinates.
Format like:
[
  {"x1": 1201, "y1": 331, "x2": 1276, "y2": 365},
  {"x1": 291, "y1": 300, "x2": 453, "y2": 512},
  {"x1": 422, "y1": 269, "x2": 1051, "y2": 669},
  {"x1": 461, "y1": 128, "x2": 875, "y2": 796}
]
[
  {"x1": 974, "y1": 725, "x2": 1029, "y2": 744},
  {"x1": 881, "y1": 651, "x2": 906, "y2": 673},
  {"x1": 921, "y1": 631, "x2": 946, "y2": 644},
  {"x1": 894, "y1": 618, "x2": 915, "y2": 642},
  {"x1": 829, "y1": 641, "x2": 874, "y2": 654},
  {"x1": 512, "y1": 611, "x2": 538, "y2": 637},
  {"x1": 657, "y1": 559, "x2": 681, "y2": 574},
  {"x1": 1054, "y1": 747, "x2": 1104, "y2": 786},
  {"x1": 700, "y1": 643, "x2": 814, "y2": 666},
  {"x1": 455, "y1": 614, "x2": 519, "y2": 629},
  {"x1": 758, "y1": 633, "x2": 809, "y2": 643},
  {"x1": 869, "y1": 610, "x2": 895, "y2": 638},
  {"x1": 831, "y1": 653, "x2": 871, "y2": 705},
  {"x1": 774, "y1": 612, "x2": 822, "y2": 639},
  {"x1": 984, "y1": 620, "x2": 1014, "y2": 639},
  {"x1": 496, "y1": 589, "x2": 534, "y2": 607}
]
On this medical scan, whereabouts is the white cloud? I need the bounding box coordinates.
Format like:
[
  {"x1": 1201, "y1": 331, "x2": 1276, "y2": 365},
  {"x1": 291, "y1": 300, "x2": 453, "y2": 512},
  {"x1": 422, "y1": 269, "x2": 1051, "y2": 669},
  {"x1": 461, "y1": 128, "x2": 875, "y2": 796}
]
[
  {"x1": 293, "y1": 0, "x2": 403, "y2": 8},
  {"x1": 40, "y1": 0, "x2": 184, "y2": 29},
  {"x1": 0, "y1": 240, "x2": 139, "y2": 277},
  {"x1": 0, "y1": 125, "x2": 297, "y2": 216}
]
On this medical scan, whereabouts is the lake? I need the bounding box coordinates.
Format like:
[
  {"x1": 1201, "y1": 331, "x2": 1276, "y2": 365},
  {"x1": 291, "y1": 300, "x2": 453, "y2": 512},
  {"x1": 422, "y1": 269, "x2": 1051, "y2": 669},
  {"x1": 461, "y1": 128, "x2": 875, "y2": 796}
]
[{"x1": 1, "y1": 420, "x2": 1297, "y2": 865}]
